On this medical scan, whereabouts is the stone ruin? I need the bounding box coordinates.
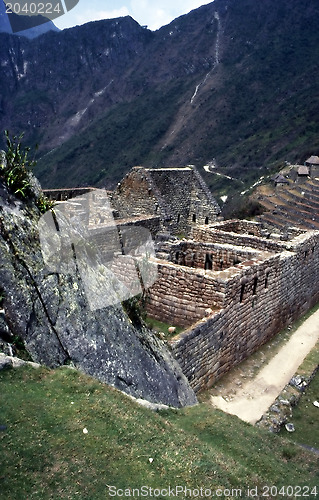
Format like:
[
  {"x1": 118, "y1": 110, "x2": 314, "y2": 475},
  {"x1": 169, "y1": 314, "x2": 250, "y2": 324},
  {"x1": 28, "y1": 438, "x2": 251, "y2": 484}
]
[
  {"x1": 44, "y1": 166, "x2": 319, "y2": 394},
  {"x1": 151, "y1": 221, "x2": 319, "y2": 392},
  {"x1": 111, "y1": 166, "x2": 222, "y2": 236}
]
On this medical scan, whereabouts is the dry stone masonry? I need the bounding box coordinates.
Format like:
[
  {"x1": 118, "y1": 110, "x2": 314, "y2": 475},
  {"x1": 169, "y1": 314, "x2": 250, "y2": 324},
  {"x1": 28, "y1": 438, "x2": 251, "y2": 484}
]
[
  {"x1": 111, "y1": 166, "x2": 222, "y2": 236},
  {"x1": 157, "y1": 223, "x2": 319, "y2": 392},
  {"x1": 41, "y1": 167, "x2": 319, "y2": 396}
]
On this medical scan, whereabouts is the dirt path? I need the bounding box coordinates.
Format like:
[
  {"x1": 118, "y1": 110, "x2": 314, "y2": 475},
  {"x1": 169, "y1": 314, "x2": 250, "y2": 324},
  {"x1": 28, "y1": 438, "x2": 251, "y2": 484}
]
[{"x1": 210, "y1": 310, "x2": 319, "y2": 424}]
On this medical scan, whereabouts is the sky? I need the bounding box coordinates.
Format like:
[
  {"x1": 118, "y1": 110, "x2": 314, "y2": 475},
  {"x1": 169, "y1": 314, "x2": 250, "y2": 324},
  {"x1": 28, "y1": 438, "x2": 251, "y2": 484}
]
[{"x1": 55, "y1": 0, "x2": 211, "y2": 31}]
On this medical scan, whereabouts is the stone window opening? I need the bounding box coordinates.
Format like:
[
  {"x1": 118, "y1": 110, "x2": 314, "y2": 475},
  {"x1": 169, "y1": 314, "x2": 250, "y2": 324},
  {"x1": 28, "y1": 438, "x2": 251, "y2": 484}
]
[
  {"x1": 205, "y1": 216, "x2": 209, "y2": 224},
  {"x1": 304, "y1": 250, "x2": 308, "y2": 259},
  {"x1": 192, "y1": 214, "x2": 196, "y2": 223},
  {"x1": 204, "y1": 253, "x2": 213, "y2": 271},
  {"x1": 181, "y1": 253, "x2": 186, "y2": 266},
  {"x1": 240, "y1": 284, "x2": 245, "y2": 303},
  {"x1": 265, "y1": 272, "x2": 270, "y2": 289},
  {"x1": 177, "y1": 214, "x2": 181, "y2": 223},
  {"x1": 220, "y1": 259, "x2": 224, "y2": 270},
  {"x1": 184, "y1": 252, "x2": 193, "y2": 266},
  {"x1": 175, "y1": 251, "x2": 180, "y2": 263},
  {"x1": 253, "y1": 276, "x2": 258, "y2": 295}
]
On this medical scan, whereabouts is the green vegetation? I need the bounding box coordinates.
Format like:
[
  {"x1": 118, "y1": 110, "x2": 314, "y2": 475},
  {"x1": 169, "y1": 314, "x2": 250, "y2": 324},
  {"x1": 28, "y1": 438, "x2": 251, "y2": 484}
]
[
  {"x1": 35, "y1": 194, "x2": 56, "y2": 213},
  {"x1": 1, "y1": 130, "x2": 36, "y2": 199},
  {"x1": 0, "y1": 131, "x2": 55, "y2": 213},
  {"x1": 122, "y1": 294, "x2": 146, "y2": 329},
  {"x1": 281, "y1": 370, "x2": 319, "y2": 450},
  {"x1": 222, "y1": 195, "x2": 266, "y2": 220},
  {"x1": 144, "y1": 316, "x2": 184, "y2": 339},
  {"x1": 2, "y1": 0, "x2": 319, "y2": 201},
  {"x1": 35, "y1": 80, "x2": 191, "y2": 190},
  {"x1": 35, "y1": 0, "x2": 319, "y2": 200},
  {"x1": 0, "y1": 365, "x2": 318, "y2": 499},
  {"x1": 122, "y1": 295, "x2": 185, "y2": 337},
  {"x1": 13, "y1": 90, "x2": 52, "y2": 112}
]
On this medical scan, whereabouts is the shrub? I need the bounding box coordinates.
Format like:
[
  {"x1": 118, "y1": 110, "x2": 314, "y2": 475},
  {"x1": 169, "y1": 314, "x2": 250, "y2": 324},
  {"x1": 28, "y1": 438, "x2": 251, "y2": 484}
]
[
  {"x1": 1, "y1": 130, "x2": 36, "y2": 199},
  {"x1": 0, "y1": 131, "x2": 55, "y2": 213},
  {"x1": 122, "y1": 294, "x2": 146, "y2": 329}
]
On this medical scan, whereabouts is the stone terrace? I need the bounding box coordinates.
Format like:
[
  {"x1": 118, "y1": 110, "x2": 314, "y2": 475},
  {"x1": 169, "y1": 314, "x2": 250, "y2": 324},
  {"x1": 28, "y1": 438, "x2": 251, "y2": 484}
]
[{"x1": 257, "y1": 178, "x2": 319, "y2": 231}]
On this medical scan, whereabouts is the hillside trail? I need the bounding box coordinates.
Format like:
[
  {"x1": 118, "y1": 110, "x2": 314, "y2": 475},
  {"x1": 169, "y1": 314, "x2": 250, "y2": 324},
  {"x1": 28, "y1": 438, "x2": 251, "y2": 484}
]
[{"x1": 209, "y1": 310, "x2": 319, "y2": 424}]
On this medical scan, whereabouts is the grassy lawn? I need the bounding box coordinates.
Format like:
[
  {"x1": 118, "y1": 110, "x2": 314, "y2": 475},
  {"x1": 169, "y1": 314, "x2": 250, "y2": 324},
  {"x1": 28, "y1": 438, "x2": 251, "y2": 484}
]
[
  {"x1": 144, "y1": 316, "x2": 185, "y2": 339},
  {"x1": 280, "y1": 370, "x2": 319, "y2": 450},
  {"x1": 0, "y1": 365, "x2": 318, "y2": 499}
]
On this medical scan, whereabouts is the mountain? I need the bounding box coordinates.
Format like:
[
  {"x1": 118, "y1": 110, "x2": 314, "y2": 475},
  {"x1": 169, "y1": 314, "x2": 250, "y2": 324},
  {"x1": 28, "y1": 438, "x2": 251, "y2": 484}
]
[
  {"x1": 0, "y1": 0, "x2": 319, "y2": 197},
  {"x1": 0, "y1": 0, "x2": 59, "y2": 38}
]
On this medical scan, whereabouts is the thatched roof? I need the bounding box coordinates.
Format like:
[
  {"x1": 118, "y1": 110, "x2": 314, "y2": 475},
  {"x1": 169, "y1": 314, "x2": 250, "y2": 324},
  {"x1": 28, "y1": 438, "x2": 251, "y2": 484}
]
[
  {"x1": 305, "y1": 155, "x2": 319, "y2": 165},
  {"x1": 273, "y1": 174, "x2": 289, "y2": 184},
  {"x1": 298, "y1": 165, "x2": 310, "y2": 176}
]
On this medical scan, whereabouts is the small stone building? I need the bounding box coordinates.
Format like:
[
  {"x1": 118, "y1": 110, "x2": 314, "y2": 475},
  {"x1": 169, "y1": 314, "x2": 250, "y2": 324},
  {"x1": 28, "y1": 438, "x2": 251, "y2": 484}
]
[
  {"x1": 146, "y1": 219, "x2": 319, "y2": 391},
  {"x1": 272, "y1": 174, "x2": 289, "y2": 187},
  {"x1": 297, "y1": 165, "x2": 310, "y2": 177},
  {"x1": 111, "y1": 166, "x2": 222, "y2": 236},
  {"x1": 305, "y1": 155, "x2": 319, "y2": 178},
  {"x1": 305, "y1": 155, "x2": 319, "y2": 167}
]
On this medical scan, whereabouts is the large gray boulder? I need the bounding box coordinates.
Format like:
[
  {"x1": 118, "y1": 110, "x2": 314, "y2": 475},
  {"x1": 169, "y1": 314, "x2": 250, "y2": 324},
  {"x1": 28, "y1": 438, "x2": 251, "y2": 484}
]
[{"x1": 0, "y1": 178, "x2": 197, "y2": 407}]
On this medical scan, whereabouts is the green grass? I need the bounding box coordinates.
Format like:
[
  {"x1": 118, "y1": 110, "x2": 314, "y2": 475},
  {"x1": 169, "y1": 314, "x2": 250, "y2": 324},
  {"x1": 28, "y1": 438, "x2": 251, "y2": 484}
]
[
  {"x1": 0, "y1": 365, "x2": 318, "y2": 499},
  {"x1": 144, "y1": 316, "x2": 184, "y2": 339},
  {"x1": 280, "y1": 370, "x2": 319, "y2": 450}
]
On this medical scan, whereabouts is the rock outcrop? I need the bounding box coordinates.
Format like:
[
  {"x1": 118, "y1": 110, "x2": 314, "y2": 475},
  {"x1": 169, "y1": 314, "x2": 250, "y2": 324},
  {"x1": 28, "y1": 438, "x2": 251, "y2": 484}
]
[{"x1": 0, "y1": 176, "x2": 197, "y2": 408}]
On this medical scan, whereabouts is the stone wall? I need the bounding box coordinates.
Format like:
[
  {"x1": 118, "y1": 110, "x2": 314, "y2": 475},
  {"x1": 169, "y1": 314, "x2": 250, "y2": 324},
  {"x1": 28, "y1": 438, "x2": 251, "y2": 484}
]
[
  {"x1": 211, "y1": 219, "x2": 265, "y2": 236},
  {"x1": 169, "y1": 231, "x2": 319, "y2": 392},
  {"x1": 146, "y1": 260, "x2": 227, "y2": 327},
  {"x1": 43, "y1": 167, "x2": 222, "y2": 239},
  {"x1": 148, "y1": 167, "x2": 221, "y2": 235},
  {"x1": 192, "y1": 225, "x2": 289, "y2": 253},
  {"x1": 0, "y1": 178, "x2": 197, "y2": 408},
  {"x1": 117, "y1": 216, "x2": 161, "y2": 238},
  {"x1": 214, "y1": 219, "x2": 304, "y2": 239},
  {"x1": 43, "y1": 187, "x2": 96, "y2": 201},
  {"x1": 160, "y1": 240, "x2": 265, "y2": 271},
  {"x1": 87, "y1": 217, "x2": 160, "y2": 269},
  {"x1": 111, "y1": 167, "x2": 163, "y2": 221},
  {"x1": 111, "y1": 166, "x2": 221, "y2": 236}
]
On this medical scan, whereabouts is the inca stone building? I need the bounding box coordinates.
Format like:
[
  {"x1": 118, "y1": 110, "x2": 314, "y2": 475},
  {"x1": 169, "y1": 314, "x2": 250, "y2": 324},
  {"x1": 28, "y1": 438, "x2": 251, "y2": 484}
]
[
  {"x1": 46, "y1": 167, "x2": 319, "y2": 394},
  {"x1": 111, "y1": 166, "x2": 222, "y2": 236}
]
